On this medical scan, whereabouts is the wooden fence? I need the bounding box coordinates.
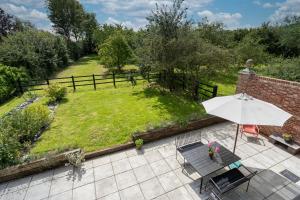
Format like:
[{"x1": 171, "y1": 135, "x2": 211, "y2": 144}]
[{"x1": 12, "y1": 71, "x2": 217, "y2": 101}]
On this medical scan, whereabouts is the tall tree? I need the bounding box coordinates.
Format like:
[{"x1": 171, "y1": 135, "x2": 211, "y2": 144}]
[{"x1": 47, "y1": 0, "x2": 85, "y2": 40}]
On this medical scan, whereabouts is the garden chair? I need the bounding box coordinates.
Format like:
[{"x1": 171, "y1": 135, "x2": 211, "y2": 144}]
[
  {"x1": 175, "y1": 132, "x2": 202, "y2": 163},
  {"x1": 206, "y1": 165, "x2": 257, "y2": 200},
  {"x1": 240, "y1": 124, "x2": 259, "y2": 139}
]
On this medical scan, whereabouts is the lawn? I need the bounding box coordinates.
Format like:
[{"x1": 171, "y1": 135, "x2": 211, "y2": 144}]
[
  {"x1": 0, "y1": 55, "x2": 236, "y2": 155},
  {"x1": 30, "y1": 55, "x2": 206, "y2": 155},
  {"x1": 0, "y1": 96, "x2": 25, "y2": 116}
]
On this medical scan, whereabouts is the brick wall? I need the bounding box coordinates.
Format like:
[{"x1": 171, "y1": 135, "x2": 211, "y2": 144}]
[{"x1": 236, "y1": 70, "x2": 300, "y2": 143}]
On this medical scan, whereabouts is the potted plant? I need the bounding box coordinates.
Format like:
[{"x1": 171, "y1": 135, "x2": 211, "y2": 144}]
[
  {"x1": 208, "y1": 142, "x2": 220, "y2": 160},
  {"x1": 135, "y1": 139, "x2": 144, "y2": 150},
  {"x1": 282, "y1": 133, "x2": 293, "y2": 143}
]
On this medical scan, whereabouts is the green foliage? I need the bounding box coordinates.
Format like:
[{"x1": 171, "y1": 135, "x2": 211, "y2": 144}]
[
  {"x1": 0, "y1": 104, "x2": 50, "y2": 168},
  {"x1": 0, "y1": 64, "x2": 28, "y2": 103},
  {"x1": 0, "y1": 125, "x2": 21, "y2": 169},
  {"x1": 263, "y1": 57, "x2": 300, "y2": 82},
  {"x1": 99, "y1": 32, "x2": 133, "y2": 71},
  {"x1": 45, "y1": 84, "x2": 67, "y2": 104},
  {"x1": 135, "y1": 139, "x2": 143, "y2": 150},
  {"x1": 47, "y1": 0, "x2": 98, "y2": 56},
  {"x1": 65, "y1": 150, "x2": 85, "y2": 168},
  {"x1": 0, "y1": 29, "x2": 69, "y2": 78},
  {"x1": 234, "y1": 35, "x2": 269, "y2": 65}
]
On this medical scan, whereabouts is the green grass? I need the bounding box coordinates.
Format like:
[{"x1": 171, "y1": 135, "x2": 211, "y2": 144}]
[
  {"x1": 31, "y1": 85, "x2": 205, "y2": 154},
  {"x1": 0, "y1": 96, "x2": 25, "y2": 116},
  {"x1": 30, "y1": 56, "x2": 205, "y2": 155},
  {"x1": 55, "y1": 55, "x2": 106, "y2": 77}
]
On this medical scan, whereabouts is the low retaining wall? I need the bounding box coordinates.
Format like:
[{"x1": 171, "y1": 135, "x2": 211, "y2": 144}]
[
  {"x1": 133, "y1": 116, "x2": 226, "y2": 142},
  {"x1": 0, "y1": 115, "x2": 225, "y2": 183}
]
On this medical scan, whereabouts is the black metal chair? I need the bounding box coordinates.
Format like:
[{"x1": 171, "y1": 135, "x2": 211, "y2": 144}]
[
  {"x1": 175, "y1": 132, "x2": 203, "y2": 160},
  {"x1": 206, "y1": 165, "x2": 257, "y2": 200},
  {"x1": 175, "y1": 132, "x2": 203, "y2": 173}
]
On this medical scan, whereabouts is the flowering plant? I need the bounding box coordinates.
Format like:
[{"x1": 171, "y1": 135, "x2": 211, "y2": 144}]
[{"x1": 208, "y1": 142, "x2": 221, "y2": 158}]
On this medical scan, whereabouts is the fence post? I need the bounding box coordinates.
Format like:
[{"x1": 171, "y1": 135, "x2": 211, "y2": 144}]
[
  {"x1": 72, "y1": 76, "x2": 76, "y2": 92},
  {"x1": 17, "y1": 78, "x2": 23, "y2": 94},
  {"x1": 112, "y1": 71, "x2": 116, "y2": 88},
  {"x1": 46, "y1": 78, "x2": 49, "y2": 86},
  {"x1": 92, "y1": 74, "x2": 96, "y2": 90},
  {"x1": 212, "y1": 85, "x2": 218, "y2": 97}
]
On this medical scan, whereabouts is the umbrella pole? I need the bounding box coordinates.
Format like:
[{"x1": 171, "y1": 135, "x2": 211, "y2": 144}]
[{"x1": 233, "y1": 124, "x2": 240, "y2": 154}]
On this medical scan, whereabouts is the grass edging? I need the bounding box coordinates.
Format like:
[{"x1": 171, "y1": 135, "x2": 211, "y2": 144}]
[{"x1": 0, "y1": 115, "x2": 225, "y2": 183}]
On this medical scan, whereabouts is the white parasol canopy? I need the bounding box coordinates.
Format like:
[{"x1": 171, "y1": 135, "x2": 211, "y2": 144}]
[{"x1": 202, "y1": 93, "x2": 292, "y2": 153}]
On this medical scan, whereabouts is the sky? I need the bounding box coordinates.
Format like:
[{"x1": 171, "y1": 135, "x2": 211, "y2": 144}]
[{"x1": 0, "y1": 0, "x2": 300, "y2": 31}]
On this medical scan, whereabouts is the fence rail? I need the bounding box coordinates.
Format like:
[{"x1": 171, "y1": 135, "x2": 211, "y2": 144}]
[{"x1": 7, "y1": 71, "x2": 217, "y2": 101}]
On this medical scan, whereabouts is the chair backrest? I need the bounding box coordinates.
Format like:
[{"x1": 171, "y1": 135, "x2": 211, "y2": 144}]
[
  {"x1": 175, "y1": 132, "x2": 201, "y2": 148},
  {"x1": 242, "y1": 125, "x2": 259, "y2": 134}
]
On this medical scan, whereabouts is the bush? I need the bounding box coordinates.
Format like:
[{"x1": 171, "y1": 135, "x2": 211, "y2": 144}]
[
  {"x1": 263, "y1": 57, "x2": 300, "y2": 82},
  {"x1": 0, "y1": 64, "x2": 28, "y2": 103},
  {"x1": 8, "y1": 104, "x2": 51, "y2": 143},
  {"x1": 0, "y1": 29, "x2": 69, "y2": 78},
  {"x1": 45, "y1": 84, "x2": 67, "y2": 104},
  {"x1": 0, "y1": 126, "x2": 21, "y2": 169},
  {"x1": 0, "y1": 104, "x2": 51, "y2": 168}
]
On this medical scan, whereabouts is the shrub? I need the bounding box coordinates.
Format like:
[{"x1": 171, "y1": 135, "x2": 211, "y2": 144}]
[
  {"x1": 45, "y1": 84, "x2": 67, "y2": 104},
  {"x1": 135, "y1": 139, "x2": 144, "y2": 150},
  {"x1": 0, "y1": 64, "x2": 28, "y2": 103},
  {"x1": 0, "y1": 29, "x2": 69, "y2": 79},
  {"x1": 6, "y1": 104, "x2": 50, "y2": 143},
  {"x1": 0, "y1": 125, "x2": 21, "y2": 169},
  {"x1": 0, "y1": 104, "x2": 51, "y2": 168}
]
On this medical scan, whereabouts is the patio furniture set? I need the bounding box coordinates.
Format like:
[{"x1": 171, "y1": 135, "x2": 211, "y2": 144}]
[
  {"x1": 173, "y1": 92, "x2": 294, "y2": 200},
  {"x1": 175, "y1": 133, "x2": 257, "y2": 200}
]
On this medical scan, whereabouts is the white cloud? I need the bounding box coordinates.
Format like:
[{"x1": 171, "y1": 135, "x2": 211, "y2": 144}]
[
  {"x1": 106, "y1": 17, "x2": 147, "y2": 30},
  {"x1": 270, "y1": 0, "x2": 300, "y2": 22},
  {"x1": 0, "y1": 2, "x2": 51, "y2": 31},
  {"x1": 197, "y1": 10, "x2": 242, "y2": 29},
  {"x1": 82, "y1": 0, "x2": 213, "y2": 17},
  {"x1": 262, "y1": 2, "x2": 275, "y2": 8}
]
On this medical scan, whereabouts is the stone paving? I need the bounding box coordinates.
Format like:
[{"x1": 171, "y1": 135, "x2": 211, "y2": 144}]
[{"x1": 1, "y1": 122, "x2": 300, "y2": 200}]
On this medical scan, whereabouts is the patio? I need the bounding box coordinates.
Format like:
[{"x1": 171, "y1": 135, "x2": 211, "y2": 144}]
[{"x1": 0, "y1": 122, "x2": 300, "y2": 200}]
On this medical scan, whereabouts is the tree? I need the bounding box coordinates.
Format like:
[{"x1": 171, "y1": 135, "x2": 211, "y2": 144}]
[
  {"x1": 0, "y1": 8, "x2": 33, "y2": 40},
  {"x1": 46, "y1": 0, "x2": 85, "y2": 40},
  {"x1": 99, "y1": 32, "x2": 132, "y2": 71},
  {"x1": 0, "y1": 8, "x2": 14, "y2": 39},
  {"x1": 0, "y1": 29, "x2": 68, "y2": 78},
  {"x1": 82, "y1": 13, "x2": 98, "y2": 53}
]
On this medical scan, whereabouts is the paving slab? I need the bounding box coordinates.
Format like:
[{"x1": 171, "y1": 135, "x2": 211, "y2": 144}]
[
  {"x1": 72, "y1": 183, "x2": 96, "y2": 200},
  {"x1": 5, "y1": 176, "x2": 31, "y2": 194},
  {"x1": 48, "y1": 190, "x2": 72, "y2": 200},
  {"x1": 95, "y1": 176, "x2": 118, "y2": 198},
  {"x1": 30, "y1": 170, "x2": 53, "y2": 187},
  {"x1": 119, "y1": 185, "x2": 144, "y2": 200},
  {"x1": 167, "y1": 186, "x2": 193, "y2": 200},
  {"x1": 158, "y1": 171, "x2": 182, "y2": 192},
  {"x1": 133, "y1": 165, "x2": 155, "y2": 183},
  {"x1": 73, "y1": 168, "x2": 95, "y2": 188},
  {"x1": 112, "y1": 158, "x2": 132, "y2": 174},
  {"x1": 140, "y1": 177, "x2": 165, "y2": 199},
  {"x1": 115, "y1": 170, "x2": 137, "y2": 190},
  {"x1": 94, "y1": 163, "x2": 114, "y2": 181},
  {"x1": 24, "y1": 181, "x2": 51, "y2": 200},
  {"x1": 129, "y1": 155, "x2": 148, "y2": 168},
  {"x1": 99, "y1": 192, "x2": 120, "y2": 200},
  {"x1": 49, "y1": 176, "x2": 73, "y2": 196},
  {"x1": 92, "y1": 156, "x2": 111, "y2": 167},
  {"x1": 150, "y1": 159, "x2": 171, "y2": 176},
  {"x1": 0, "y1": 189, "x2": 27, "y2": 200}
]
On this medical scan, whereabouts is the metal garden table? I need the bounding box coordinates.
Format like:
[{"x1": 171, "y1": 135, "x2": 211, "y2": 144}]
[{"x1": 181, "y1": 142, "x2": 241, "y2": 193}]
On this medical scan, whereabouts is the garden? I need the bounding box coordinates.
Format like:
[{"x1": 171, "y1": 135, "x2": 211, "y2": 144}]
[{"x1": 0, "y1": 0, "x2": 299, "y2": 169}]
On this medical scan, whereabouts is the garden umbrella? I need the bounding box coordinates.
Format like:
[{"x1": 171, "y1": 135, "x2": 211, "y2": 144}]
[{"x1": 202, "y1": 93, "x2": 292, "y2": 153}]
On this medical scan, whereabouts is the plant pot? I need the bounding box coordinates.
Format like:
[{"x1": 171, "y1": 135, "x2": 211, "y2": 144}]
[
  {"x1": 208, "y1": 152, "x2": 214, "y2": 160},
  {"x1": 136, "y1": 145, "x2": 142, "y2": 150}
]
